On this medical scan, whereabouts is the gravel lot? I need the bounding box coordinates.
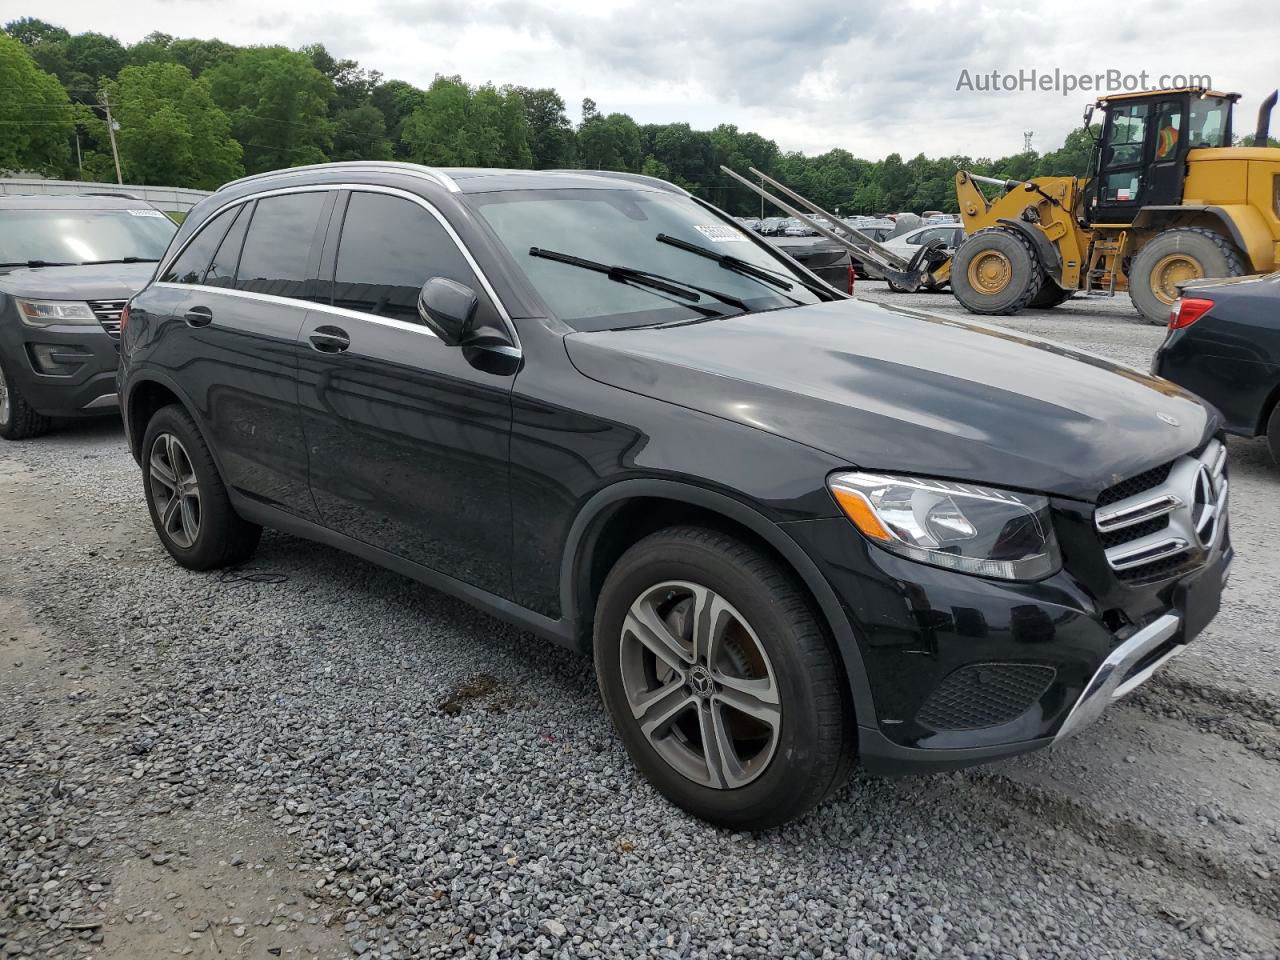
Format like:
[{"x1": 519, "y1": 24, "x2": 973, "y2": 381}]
[{"x1": 2, "y1": 285, "x2": 1279, "y2": 960}]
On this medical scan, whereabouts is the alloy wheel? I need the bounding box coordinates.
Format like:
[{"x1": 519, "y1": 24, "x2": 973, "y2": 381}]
[
  {"x1": 149, "y1": 432, "x2": 202, "y2": 548},
  {"x1": 618, "y1": 581, "x2": 781, "y2": 789}
]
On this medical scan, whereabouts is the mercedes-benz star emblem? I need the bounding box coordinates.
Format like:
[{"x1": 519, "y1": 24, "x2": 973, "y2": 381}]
[{"x1": 1190, "y1": 464, "x2": 1218, "y2": 548}]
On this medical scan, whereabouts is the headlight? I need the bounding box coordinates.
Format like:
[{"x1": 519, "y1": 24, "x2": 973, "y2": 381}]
[
  {"x1": 15, "y1": 298, "x2": 98, "y2": 327},
  {"x1": 827, "y1": 471, "x2": 1061, "y2": 580}
]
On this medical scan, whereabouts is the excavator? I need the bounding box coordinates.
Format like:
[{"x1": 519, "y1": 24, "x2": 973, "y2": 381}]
[{"x1": 726, "y1": 85, "x2": 1280, "y2": 325}]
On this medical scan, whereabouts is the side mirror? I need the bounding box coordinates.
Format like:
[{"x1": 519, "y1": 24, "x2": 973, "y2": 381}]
[
  {"x1": 418, "y1": 277, "x2": 478, "y2": 344},
  {"x1": 1083, "y1": 104, "x2": 1095, "y2": 127}
]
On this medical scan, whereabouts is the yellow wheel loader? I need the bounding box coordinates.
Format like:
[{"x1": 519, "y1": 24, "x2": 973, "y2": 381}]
[{"x1": 950, "y1": 86, "x2": 1280, "y2": 324}]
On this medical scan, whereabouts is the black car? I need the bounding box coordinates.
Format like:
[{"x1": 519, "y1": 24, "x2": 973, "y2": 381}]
[
  {"x1": 120, "y1": 163, "x2": 1231, "y2": 829},
  {"x1": 0, "y1": 194, "x2": 177, "y2": 439},
  {"x1": 766, "y1": 235, "x2": 855, "y2": 294},
  {"x1": 1153, "y1": 272, "x2": 1280, "y2": 463}
]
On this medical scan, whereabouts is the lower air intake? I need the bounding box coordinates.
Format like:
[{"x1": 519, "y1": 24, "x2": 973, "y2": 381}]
[{"x1": 917, "y1": 662, "x2": 1057, "y2": 730}]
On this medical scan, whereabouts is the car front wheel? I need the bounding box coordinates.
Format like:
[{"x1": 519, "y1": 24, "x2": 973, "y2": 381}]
[{"x1": 594, "y1": 526, "x2": 854, "y2": 829}]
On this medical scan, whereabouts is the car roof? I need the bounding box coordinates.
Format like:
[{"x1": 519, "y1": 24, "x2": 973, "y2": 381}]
[
  {"x1": 220, "y1": 162, "x2": 692, "y2": 198},
  {"x1": 0, "y1": 193, "x2": 158, "y2": 211}
]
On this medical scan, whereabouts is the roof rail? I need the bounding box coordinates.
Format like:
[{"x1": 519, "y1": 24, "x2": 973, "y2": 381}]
[
  {"x1": 80, "y1": 191, "x2": 141, "y2": 200},
  {"x1": 547, "y1": 170, "x2": 690, "y2": 196},
  {"x1": 221, "y1": 161, "x2": 459, "y2": 193}
]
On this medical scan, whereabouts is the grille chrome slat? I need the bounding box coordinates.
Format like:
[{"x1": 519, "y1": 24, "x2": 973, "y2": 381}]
[
  {"x1": 1095, "y1": 493, "x2": 1182, "y2": 532},
  {"x1": 1095, "y1": 439, "x2": 1227, "y2": 582},
  {"x1": 86, "y1": 299, "x2": 127, "y2": 339}
]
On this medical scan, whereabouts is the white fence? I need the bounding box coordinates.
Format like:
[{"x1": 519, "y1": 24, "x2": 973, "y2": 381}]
[{"x1": 0, "y1": 178, "x2": 212, "y2": 212}]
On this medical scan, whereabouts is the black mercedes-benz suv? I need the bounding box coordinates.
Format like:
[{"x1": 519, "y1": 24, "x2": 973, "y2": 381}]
[
  {"x1": 0, "y1": 194, "x2": 177, "y2": 439},
  {"x1": 119, "y1": 163, "x2": 1231, "y2": 828}
]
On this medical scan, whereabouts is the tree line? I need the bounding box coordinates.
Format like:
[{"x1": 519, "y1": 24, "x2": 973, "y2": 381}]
[{"x1": 0, "y1": 18, "x2": 1098, "y2": 215}]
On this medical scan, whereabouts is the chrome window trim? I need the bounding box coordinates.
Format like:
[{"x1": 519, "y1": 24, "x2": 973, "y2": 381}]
[
  {"x1": 152, "y1": 282, "x2": 441, "y2": 339},
  {"x1": 154, "y1": 182, "x2": 517, "y2": 349}
]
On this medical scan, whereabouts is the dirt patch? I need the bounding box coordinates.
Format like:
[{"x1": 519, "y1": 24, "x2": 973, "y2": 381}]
[{"x1": 436, "y1": 673, "x2": 516, "y2": 716}]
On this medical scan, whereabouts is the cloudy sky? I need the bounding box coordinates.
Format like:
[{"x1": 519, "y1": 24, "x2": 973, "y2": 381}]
[{"x1": 26, "y1": 0, "x2": 1279, "y2": 160}]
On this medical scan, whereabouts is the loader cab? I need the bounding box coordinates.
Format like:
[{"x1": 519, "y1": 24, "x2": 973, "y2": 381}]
[{"x1": 1085, "y1": 88, "x2": 1238, "y2": 224}]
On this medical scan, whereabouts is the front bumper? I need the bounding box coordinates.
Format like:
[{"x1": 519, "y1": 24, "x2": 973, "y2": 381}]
[
  {"x1": 0, "y1": 321, "x2": 120, "y2": 417},
  {"x1": 781, "y1": 503, "x2": 1232, "y2": 775}
]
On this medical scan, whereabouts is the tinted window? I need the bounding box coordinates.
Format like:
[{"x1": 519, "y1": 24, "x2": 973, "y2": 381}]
[
  {"x1": 205, "y1": 204, "x2": 249, "y2": 289},
  {"x1": 235, "y1": 192, "x2": 327, "y2": 300},
  {"x1": 160, "y1": 207, "x2": 235, "y2": 284},
  {"x1": 332, "y1": 192, "x2": 478, "y2": 324}
]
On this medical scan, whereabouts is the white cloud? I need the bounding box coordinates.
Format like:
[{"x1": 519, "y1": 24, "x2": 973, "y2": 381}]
[{"x1": 23, "y1": 0, "x2": 1279, "y2": 160}]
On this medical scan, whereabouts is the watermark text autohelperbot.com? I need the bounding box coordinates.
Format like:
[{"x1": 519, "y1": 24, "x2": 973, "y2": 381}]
[{"x1": 956, "y1": 69, "x2": 1212, "y2": 97}]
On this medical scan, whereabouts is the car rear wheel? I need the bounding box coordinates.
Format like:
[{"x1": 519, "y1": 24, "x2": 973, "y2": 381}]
[
  {"x1": 594, "y1": 526, "x2": 854, "y2": 829},
  {"x1": 142, "y1": 404, "x2": 261, "y2": 570},
  {"x1": 0, "y1": 356, "x2": 52, "y2": 441}
]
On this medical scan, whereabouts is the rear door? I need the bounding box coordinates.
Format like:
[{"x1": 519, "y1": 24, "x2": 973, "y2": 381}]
[
  {"x1": 296, "y1": 188, "x2": 517, "y2": 599},
  {"x1": 154, "y1": 189, "x2": 333, "y2": 519}
]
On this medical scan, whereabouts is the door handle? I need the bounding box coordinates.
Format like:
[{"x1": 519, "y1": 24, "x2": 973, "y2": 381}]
[
  {"x1": 183, "y1": 305, "x2": 213, "y2": 327},
  {"x1": 308, "y1": 326, "x2": 351, "y2": 354}
]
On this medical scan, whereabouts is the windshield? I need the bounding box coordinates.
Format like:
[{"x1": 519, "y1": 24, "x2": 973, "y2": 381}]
[
  {"x1": 0, "y1": 209, "x2": 177, "y2": 266},
  {"x1": 469, "y1": 188, "x2": 823, "y2": 331},
  {"x1": 1188, "y1": 97, "x2": 1231, "y2": 148}
]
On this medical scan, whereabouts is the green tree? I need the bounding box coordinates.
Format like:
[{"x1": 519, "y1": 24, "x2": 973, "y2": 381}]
[
  {"x1": 206, "y1": 46, "x2": 333, "y2": 173},
  {"x1": 93, "y1": 61, "x2": 242, "y2": 188},
  {"x1": 577, "y1": 110, "x2": 641, "y2": 171},
  {"x1": 370, "y1": 78, "x2": 429, "y2": 157},
  {"x1": 3, "y1": 17, "x2": 69, "y2": 48},
  {"x1": 514, "y1": 86, "x2": 574, "y2": 168},
  {"x1": 332, "y1": 104, "x2": 394, "y2": 161},
  {"x1": 0, "y1": 33, "x2": 74, "y2": 175},
  {"x1": 166, "y1": 37, "x2": 238, "y2": 77},
  {"x1": 1037, "y1": 125, "x2": 1098, "y2": 177}
]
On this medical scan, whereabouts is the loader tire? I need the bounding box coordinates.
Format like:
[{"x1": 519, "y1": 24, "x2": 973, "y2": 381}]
[
  {"x1": 1128, "y1": 227, "x2": 1246, "y2": 325},
  {"x1": 1029, "y1": 281, "x2": 1073, "y2": 309},
  {"x1": 951, "y1": 227, "x2": 1043, "y2": 315}
]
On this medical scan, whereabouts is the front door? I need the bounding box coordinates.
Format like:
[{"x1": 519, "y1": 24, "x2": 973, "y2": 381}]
[{"x1": 296, "y1": 188, "x2": 517, "y2": 599}]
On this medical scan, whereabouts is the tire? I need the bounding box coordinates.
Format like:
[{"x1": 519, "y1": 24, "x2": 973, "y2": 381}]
[
  {"x1": 0, "y1": 355, "x2": 52, "y2": 441},
  {"x1": 886, "y1": 277, "x2": 909, "y2": 293},
  {"x1": 141, "y1": 404, "x2": 261, "y2": 570},
  {"x1": 1128, "y1": 227, "x2": 1246, "y2": 325},
  {"x1": 1028, "y1": 281, "x2": 1073, "y2": 309},
  {"x1": 950, "y1": 227, "x2": 1043, "y2": 315},
  {"x1": 1268, "y1": 404, "x2": 1280, "y2": 468},
  {"x1": 594, "y1": 526, "x2": 855, "y2": 829}
]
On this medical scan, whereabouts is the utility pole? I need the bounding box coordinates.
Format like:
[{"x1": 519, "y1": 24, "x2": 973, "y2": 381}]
[
  {"x1": 75, "y1": 130, "x2": 83, "y2": 179},
  {"x1": 99, "y1": 93, "x2": 123, "y2": 185}
]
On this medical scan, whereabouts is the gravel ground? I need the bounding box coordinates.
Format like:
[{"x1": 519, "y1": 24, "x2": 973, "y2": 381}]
[{"x1": 2, "y1": 286, "x2": 1279, "y2": 960}]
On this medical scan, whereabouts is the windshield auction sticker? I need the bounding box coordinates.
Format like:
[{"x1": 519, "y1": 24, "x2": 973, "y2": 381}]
[
  {"x1": 694, "y1": 224, "x2": 749, "y2": 243},
  {"x1": 126, "y1": 209, "x2": 166, "y2": 217}
]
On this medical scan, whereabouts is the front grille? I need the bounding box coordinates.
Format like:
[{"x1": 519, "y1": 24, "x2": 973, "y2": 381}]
[
  {"x1": 87, "y1": 299, "x2": 126, "y2": 339},
  {"x1": 1094, "y1": 440, "x2": 1227, "y2": 582},
  {"x1": 916, "y1": 662, "x2": 1057, "y2": 730},
  {"x1": 1099, "y1": 514, "x2": 1169, "y2": 549},
  {"x1": 1097, "y1": 461, "x2": 1173, "y2": 507}
]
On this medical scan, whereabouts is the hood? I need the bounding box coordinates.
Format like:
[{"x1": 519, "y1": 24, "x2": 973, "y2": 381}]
[
  {"x1": 0, "y1": 262, "x2": 155, "y2": 301},
  {"x1": 564, "y1": 299, "x2": 1213, "y2": 501}
]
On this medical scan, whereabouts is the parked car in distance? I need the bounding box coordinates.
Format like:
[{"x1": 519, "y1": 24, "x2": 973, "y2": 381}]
[
  {"x1": 121, "y1": 162, "x2": 1230, "y2": 829},
  {"x1": 757, "y1": 217, "x2": 788, "y2": 236},
  {"x1": 765, "y1": 235, "x2": 855, "y2": 294},
  {"x1": 862, "y1": 223, "x2": 967, "y2": 287},
  {"x1": 0, "y1": 194, "x2": 177, "y2": 439},
  {"x1": 1153, "y1": 271, "x2": 1280, "y2": 463}
]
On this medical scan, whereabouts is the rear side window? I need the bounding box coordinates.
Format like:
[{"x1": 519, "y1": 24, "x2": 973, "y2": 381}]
[
  {"x1": 235, "y1": 192, "x2": 327, "y2": 300},
  {"x1": 205, "y1": 204, "x2": 249, "y2": 289},
  {"x1": 160, "y1": 207, "x2": 236, "y2": 284},
  {"x1": 332, "y1": 192, "x2": 478, "y2": 324}
]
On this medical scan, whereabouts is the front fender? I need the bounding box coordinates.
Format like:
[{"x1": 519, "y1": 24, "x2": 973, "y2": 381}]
[{"x1": 558, "y1": 477, "x2": 878, "y2": 729}]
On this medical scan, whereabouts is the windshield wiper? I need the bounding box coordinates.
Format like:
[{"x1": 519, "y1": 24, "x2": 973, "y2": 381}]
[
  {"x1": 529, "y1": 247, "x2": 749, "y2": 312},
  {"x1": 0, "y1": 260, "x2": 74, "y2": 268},
  {"x1": 655, "y1": 233, "x2": 828, "y2": 300},
  {"x1": 78, "y1": 257, "x2": 160, "y2": 265}
]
